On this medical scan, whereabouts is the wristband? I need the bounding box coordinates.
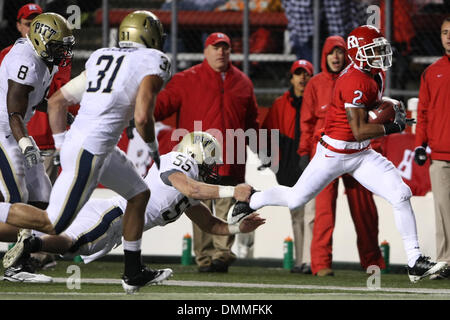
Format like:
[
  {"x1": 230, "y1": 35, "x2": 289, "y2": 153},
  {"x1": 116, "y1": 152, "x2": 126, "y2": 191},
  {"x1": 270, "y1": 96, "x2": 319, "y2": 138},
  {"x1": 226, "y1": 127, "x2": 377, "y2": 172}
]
[
  {"x1": 52, "y1": 131, "x2": 67, "y2": 149},
  {"x1": 18, "y1": 137, "x2": 33, "y2": 153},
  {"x1": 383, "y1": 122, "x2": 401, "y2": 135},
  {"x1": 218, "y1": 186, "x2": 235, "y2": 198},
  {"x1": 228, "y1": 223, "x2": 240, "y2": 234},
  {"x1": 147, "y1": 140, "x2": 158, "y2": 152}
]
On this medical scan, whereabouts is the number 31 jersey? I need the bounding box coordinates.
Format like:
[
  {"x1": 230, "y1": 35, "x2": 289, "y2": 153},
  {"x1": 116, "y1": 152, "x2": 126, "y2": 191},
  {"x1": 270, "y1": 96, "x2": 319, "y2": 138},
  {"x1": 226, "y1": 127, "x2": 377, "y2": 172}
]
[
  {"x1": 70, "y1": 47, "x2": 172, "y2": 154},
  {"x1": 115, "y1": 151, "x2": 201, "y2": 230}
]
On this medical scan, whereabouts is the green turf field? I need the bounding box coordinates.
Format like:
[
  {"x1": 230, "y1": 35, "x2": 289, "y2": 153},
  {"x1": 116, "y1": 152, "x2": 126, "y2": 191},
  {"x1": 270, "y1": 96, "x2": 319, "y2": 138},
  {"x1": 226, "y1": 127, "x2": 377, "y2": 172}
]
[{"x1": 0, "y1": 260, "x2": 449, "y2": 300}]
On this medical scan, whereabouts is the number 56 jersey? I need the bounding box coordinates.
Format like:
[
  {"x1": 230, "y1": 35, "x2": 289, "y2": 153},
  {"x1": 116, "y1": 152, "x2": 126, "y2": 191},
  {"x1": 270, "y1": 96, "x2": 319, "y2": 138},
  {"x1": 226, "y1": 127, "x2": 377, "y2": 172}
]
[{"x1": 69, "y1": 47, "x2": 172, "y2": 154}]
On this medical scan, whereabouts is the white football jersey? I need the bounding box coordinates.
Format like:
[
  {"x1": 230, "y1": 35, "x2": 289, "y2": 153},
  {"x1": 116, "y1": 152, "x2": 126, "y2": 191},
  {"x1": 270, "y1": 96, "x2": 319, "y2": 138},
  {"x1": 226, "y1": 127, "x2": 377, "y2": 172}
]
[
  {"x1": 0, "y1": 38, "x2": 57, "y2": 132},
  {"x1": 115, "y1": 151, "x2": 201, "y2": 229},
  {"x1": 69, "y1": 47, "x2": 172, "y2": 154}
]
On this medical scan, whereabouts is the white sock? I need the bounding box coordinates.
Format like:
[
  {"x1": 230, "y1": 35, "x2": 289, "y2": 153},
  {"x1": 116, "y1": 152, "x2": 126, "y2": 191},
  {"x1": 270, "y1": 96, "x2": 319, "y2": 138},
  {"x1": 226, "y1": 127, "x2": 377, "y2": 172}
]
[
  {"x1": 122, "y1": 238, "x2": 142, "y2": 251},
  {"x1": 249, "y1": 186, "x2": 292, "y2": 210},
  {"x1": 0, "y1": 202, "x2": 11, "y2": 223},
  {"x1": 392, "y1": 200, "x2": 421, "y2": 267}
]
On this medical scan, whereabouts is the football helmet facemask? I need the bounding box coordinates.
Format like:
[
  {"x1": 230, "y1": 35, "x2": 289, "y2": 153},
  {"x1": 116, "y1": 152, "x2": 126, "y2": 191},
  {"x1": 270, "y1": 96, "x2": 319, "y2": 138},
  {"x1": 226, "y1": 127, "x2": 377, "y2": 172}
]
[
  {"x1": 347, "y1": 25, "x2": 392, "y2": 72},
  {"x1": 177, "y1": 131, "x2": 223, "y2": 183},
  {"x1": 118, "y1": 10, "x2": 166, "y2": 50},
  {"x1": 28, "y1": 13, "x2": 74, "y2": 66}
]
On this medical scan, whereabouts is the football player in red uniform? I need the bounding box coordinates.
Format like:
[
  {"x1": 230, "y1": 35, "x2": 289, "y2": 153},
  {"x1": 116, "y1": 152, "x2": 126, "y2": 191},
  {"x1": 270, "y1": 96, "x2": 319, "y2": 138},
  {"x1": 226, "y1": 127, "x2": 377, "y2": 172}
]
[{"x1": 232, "y1": 25, "x2": 447, "y2": 282}]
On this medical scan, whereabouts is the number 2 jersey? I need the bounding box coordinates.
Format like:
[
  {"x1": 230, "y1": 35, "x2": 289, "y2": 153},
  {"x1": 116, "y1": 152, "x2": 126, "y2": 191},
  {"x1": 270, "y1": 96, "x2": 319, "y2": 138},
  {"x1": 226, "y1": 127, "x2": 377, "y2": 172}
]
[
  {"x1": 69, "y1": 46, "x2": 172, "y2": 154},
  {"x1": 0, "y1": 38, "x2": 57, "y2": 133},
  {"x1": 324, "y1": 63, "x2": 384, "y2": 142}
]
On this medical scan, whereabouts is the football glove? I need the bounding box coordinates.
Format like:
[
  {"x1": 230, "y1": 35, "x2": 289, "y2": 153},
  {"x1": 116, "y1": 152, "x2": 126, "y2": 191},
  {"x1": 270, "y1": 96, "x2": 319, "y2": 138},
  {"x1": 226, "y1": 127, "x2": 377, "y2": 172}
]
[
  {"x1": 148, "y1": 140, "x2": 160, "y2": 169},
  {"x1": 66, "y1": 112, "x2": 75, "y2": 125},
  {"x1": 414, "y1": 146, "x2": 427, "y2": 166},
  {"x1": 19, "y1": 136, "x2": 42, "y2": 169},
  {"x1": 53, "y1": 150, "x2": 61, "y2": 167}
]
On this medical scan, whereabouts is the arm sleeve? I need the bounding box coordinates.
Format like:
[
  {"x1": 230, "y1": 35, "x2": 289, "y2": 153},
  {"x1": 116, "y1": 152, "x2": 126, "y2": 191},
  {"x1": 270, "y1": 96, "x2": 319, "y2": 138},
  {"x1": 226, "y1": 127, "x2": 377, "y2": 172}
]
[
  {"x1": 298, "y1": 82, "x2": 317, "y2": 156},
  {"x1": 60, "y1": 71, "x2": 87, "y2": 104},
  {"x1": 415, "y1": 69, "x2": 429, "y2": 147},
  {"x1": 6, "y1": 58, "x2": 38, "y2": 87},
  {"x1": 341, "y1": 80, "x2": 377, "y2": 109},
  {"x1": 135, "y1": 52, "x2": 172, "y2": 85}
]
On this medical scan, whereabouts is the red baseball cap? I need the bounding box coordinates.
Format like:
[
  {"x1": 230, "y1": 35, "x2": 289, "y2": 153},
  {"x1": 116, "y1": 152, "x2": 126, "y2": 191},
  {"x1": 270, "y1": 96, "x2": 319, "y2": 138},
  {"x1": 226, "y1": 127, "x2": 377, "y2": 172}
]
[
  {"x1": 290, "y1": 59, "x2": 314, "y2": 76},
  {"x1": 17, "y1": 3, "x2": 43, "y2": 21},
  {"x1": 204, "y1": 32, "x2": 231, "y2": 48}
]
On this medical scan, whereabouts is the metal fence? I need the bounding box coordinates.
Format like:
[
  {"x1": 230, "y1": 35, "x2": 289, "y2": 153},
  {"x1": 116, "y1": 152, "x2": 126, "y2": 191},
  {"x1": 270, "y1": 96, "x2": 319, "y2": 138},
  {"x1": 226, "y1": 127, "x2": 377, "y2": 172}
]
[{"x1": 0, "y1": 0, "x2": 447, "y2": 105}]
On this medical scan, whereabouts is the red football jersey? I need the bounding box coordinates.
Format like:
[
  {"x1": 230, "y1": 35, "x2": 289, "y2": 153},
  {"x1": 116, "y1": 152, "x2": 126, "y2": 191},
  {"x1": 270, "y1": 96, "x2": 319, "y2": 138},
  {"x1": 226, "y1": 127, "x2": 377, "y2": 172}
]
[{"x1": 325, "y1": 64, "x2": 384, "y2": 141}]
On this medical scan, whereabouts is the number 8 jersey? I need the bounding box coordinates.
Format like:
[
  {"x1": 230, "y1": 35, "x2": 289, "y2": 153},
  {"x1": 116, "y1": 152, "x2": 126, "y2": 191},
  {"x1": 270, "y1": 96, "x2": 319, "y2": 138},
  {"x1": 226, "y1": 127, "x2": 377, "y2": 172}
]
[
  {"x1": 0, "y1": 38, "x2": 57, "y2": 132},
  {"x1": 70, "y1": 47, "x2": 172, "y2": 154}
]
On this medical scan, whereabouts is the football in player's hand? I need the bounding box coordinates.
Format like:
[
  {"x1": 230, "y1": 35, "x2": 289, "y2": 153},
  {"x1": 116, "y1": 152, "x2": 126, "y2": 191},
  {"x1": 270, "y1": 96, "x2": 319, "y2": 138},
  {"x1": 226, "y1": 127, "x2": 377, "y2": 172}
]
[{"x1": 367, "y1": 98, "x2": 400, "y2": 124}]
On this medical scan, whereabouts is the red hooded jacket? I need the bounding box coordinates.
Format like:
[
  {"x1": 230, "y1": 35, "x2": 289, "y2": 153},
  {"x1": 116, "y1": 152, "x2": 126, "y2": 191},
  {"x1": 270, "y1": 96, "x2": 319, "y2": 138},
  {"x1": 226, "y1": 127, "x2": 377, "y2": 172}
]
[
  {"x1": 155, "y1": 59, "x2": 259, "y2": 182},
  {"x1": 415, "y1": 54, "x2": 450, "y2": 161},
  {"x1": 299, "y1": 36, "x2": 349, "y2": 157}
]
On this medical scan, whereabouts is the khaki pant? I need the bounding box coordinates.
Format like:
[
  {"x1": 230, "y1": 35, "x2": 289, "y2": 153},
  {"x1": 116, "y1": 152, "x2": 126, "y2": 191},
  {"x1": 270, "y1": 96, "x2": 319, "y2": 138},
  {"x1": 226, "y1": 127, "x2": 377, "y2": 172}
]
[
  {"x1": 290, "y1": 199, "x2": 315, "y2": 266},
  {"x1": 193, "y1": 197, "x2": 237, "y2": 267},
  {"x1": 429, "y1": 160, "x2": 450, "y2": 264}
]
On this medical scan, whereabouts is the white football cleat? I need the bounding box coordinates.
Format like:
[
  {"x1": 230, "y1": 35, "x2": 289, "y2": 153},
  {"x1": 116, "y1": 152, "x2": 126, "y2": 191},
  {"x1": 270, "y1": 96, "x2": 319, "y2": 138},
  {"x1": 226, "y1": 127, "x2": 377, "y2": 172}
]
[
  {"x1": 3, "y1": 265, "x2": 53, "y2": 283},
  {"x1": 3, "y1": 229, "x2": 32, "y2": 269}
]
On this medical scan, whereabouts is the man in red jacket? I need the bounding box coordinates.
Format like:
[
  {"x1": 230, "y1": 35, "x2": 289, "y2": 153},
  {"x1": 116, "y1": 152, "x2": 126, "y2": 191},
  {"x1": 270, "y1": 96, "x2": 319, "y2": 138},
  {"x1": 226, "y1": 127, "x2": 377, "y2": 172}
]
[
  {"x1": 155, "y1": 32, "x2": 259, "y2": 272},
  {"x1": 260, "y1": 59, "x2": 315, "y2": 274},
  {"x1": 299, "y1": 35, "x2": 384, "y2": 276},
  {"x1": 414, "y1": 16, "x2": 450, "y2": 279},
  {"x1": 0, "y1": 3, "x2": 72, "y2": 185}
]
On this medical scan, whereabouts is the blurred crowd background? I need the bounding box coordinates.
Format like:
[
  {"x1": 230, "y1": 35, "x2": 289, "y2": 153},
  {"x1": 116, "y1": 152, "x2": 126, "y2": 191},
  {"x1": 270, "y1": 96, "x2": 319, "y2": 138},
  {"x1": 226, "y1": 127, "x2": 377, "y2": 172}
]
[{"x1": 0, "y1": 0, "x2": 448, "y2": 106}]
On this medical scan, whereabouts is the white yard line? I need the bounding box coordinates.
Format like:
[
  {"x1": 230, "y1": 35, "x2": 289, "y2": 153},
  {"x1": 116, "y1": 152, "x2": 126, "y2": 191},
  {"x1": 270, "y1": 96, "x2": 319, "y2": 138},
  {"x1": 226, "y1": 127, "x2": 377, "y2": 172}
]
[{"x1": 46, "y1": 278, "x2": 450, "y2": 295}]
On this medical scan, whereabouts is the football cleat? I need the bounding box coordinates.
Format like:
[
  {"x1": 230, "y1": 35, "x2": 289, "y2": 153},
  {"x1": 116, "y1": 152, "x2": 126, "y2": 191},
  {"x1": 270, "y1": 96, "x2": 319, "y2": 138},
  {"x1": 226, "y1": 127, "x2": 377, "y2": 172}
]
[
  {"x1": 121, "y1": 266, "x2": 173, "y2": 294},
  {"x1": 227, "y1": 189, "x2": 258, "y2": 225},
  {"x1": 429, "y1": 266, "x2": 450, "y2": 280},
  {"x1": 3, "y1": 259, "x2": 53, "y2": 283},
  {"x1": 407, "y1": 256, "x2": 447, "y2": 283},
  {"x1": 3, "y1": 229, "x2": 32, "y2": 269},
  {"x1": 227, "y1": 201, "x2": 254, "y2": 225}
]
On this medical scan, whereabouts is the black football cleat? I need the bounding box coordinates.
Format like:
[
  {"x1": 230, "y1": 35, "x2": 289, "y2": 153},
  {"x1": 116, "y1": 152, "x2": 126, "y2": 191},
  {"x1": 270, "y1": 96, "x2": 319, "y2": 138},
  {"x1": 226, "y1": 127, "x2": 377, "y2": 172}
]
[
  {"x1": 121, "y1": 266, "x2": 173, "y2": 294},
  {"x1": 407, "y1": 256, "x2": 447, "y2": 283},
  {"x1": 227, "y1": 201, "x2": 254, "y2": 225},
  {"x1": 227, "y1": 189, "x2": 259, "y2": 225}
]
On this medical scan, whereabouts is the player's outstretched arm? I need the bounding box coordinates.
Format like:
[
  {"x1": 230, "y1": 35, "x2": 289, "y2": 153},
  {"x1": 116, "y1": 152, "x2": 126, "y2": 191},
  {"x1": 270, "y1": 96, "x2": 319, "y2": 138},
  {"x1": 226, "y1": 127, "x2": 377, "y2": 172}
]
[
  {"x1": 346, "y1": 107, "x2": 386, "y2": 141},
  {"x1": 48, "y1": 71, "x2": 86, "y2": 136},
  {"x1": 168, "y1": 171, "x2": 253, "y2": 201},
  {"x1": 134, "y1": 75, "x2": 164, "y2": 168},
  {"x1": 185, "y1": 203, "x2": 265, "y2": 235}
]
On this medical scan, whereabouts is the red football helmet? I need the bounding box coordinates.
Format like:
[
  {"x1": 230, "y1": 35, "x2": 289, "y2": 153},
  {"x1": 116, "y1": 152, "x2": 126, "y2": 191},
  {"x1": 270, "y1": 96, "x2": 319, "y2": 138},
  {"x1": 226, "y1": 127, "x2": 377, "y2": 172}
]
[{"x1": 347, "y1": 25, "x2": 392, "y2": 72}]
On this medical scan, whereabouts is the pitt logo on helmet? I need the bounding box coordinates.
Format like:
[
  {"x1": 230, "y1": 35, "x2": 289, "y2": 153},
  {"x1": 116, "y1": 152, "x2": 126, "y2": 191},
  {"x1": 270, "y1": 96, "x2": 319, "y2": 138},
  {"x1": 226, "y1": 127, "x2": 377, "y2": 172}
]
[{"x1": 33, "y1": 22, "x2": 57, "y2": 39}]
